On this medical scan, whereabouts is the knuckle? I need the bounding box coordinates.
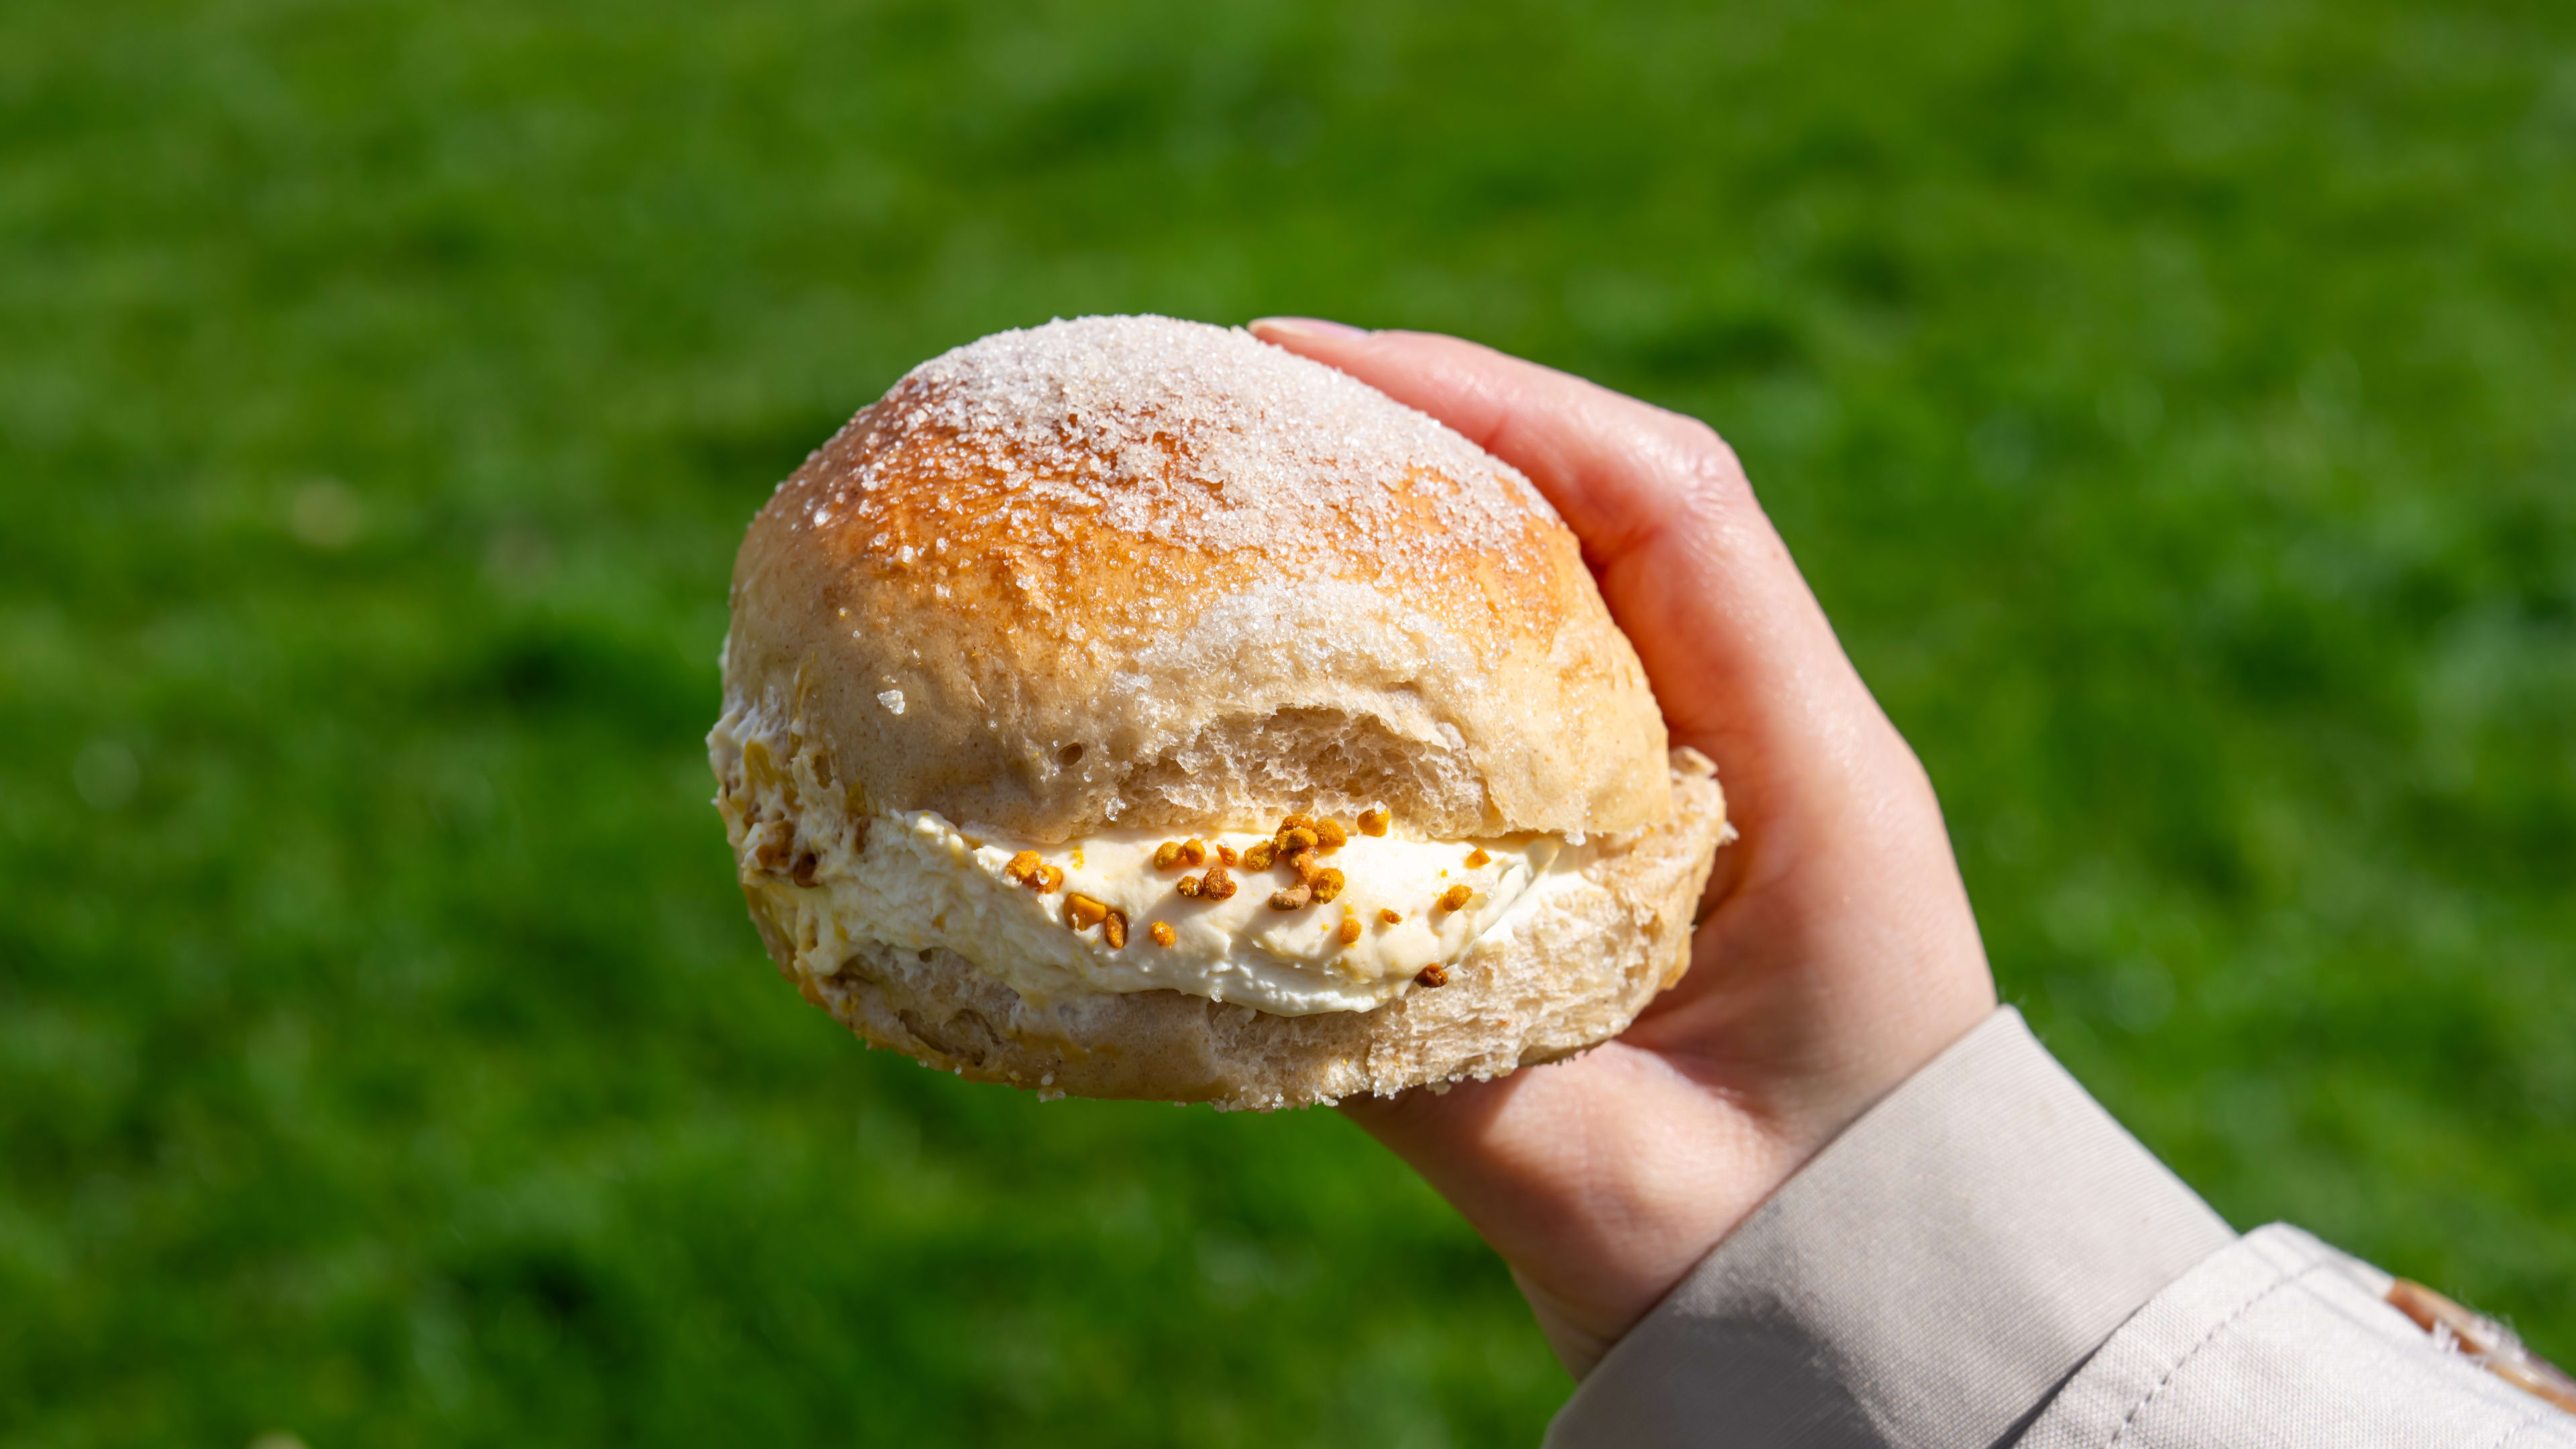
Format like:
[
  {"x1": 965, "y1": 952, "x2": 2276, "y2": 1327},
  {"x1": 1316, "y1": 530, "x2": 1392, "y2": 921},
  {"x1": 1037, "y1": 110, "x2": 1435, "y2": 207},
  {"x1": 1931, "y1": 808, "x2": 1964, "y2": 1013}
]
[
  {"x1": 1678, "y1": 418, "x2": 1745, "y2": 482},
  {"x1": 1654, "y1": 413, "x2": 1750, "y2": 515}
]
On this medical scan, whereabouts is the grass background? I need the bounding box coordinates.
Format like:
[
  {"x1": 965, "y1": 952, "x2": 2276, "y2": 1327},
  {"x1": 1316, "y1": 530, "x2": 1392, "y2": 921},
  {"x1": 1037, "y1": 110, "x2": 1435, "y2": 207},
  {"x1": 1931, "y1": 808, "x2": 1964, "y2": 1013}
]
[{"x1": 5, "y1": 0, "x2": 2573, "y2": 1442}]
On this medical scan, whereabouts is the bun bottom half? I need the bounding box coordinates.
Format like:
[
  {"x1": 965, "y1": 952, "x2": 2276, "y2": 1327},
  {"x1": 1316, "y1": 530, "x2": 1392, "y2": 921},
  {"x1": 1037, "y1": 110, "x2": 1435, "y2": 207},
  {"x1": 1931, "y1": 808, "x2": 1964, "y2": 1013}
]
[{"x1": 746, "y1": 751, "x2": 1727, "y2": 1111}]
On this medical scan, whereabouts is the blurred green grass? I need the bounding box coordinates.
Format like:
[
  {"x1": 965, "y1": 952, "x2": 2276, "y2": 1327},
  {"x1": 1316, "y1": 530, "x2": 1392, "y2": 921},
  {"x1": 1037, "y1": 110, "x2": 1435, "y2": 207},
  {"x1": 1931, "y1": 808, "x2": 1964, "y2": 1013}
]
[{"x1": 4, "y1": 0, "x2": 2572, "y2": 1442}]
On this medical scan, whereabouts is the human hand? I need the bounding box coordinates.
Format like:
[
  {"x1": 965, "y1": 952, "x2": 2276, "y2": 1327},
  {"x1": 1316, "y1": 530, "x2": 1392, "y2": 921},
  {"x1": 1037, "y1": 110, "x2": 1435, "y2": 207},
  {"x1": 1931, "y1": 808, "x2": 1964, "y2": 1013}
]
[{"x1": 1250, "y1": 319, "x2": 2000, "y2": 1377}]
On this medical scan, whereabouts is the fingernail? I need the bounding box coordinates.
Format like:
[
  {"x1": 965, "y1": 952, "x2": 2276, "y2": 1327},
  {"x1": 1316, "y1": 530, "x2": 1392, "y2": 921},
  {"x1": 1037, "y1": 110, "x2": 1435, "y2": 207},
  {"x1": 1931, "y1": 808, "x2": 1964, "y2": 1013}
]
[{"x1": 1250, "y1": 316, "x2": 1367, "y2": 341}]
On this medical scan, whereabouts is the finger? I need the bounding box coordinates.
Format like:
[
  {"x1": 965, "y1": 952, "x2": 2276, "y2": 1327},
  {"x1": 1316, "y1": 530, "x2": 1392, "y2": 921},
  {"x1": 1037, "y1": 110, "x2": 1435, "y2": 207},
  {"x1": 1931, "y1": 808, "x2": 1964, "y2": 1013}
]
[
  {"x1": 1252, "y1": 319, "x2": 1725, "y2": 566},
  {"x1": 1250, "y1": 319, "x2": 1892, "y2": 823}
]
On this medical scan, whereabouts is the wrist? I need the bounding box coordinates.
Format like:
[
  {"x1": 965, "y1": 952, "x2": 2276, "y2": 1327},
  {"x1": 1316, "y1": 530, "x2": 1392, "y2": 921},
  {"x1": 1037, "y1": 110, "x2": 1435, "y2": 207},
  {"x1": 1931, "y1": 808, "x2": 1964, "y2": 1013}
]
[
  {"x1": 1551, "y1": 1010, "x2": 2235, "y2": 1445},
  {"x1": 1348, "y1": 960, "x2": 1998, "y2": 1378},
  {"x1": 1344, "y1": 1043, "x2": 1823, "y2": 1378}
]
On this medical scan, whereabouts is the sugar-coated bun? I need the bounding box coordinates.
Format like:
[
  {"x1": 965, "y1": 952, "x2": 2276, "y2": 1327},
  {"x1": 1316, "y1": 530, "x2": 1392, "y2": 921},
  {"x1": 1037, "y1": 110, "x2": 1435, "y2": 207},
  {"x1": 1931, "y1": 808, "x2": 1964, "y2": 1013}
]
[
  {"x1": 716, "y1": 315, "x2": 1731, "y2": 1107},
  {"x1": 723, "y1": 315, "x2": 1673, "y2": 842}
]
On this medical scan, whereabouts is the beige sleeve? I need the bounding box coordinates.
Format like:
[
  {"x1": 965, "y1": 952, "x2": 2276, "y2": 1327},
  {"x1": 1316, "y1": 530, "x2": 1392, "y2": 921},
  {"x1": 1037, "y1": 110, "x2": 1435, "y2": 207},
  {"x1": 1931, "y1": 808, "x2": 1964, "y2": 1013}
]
[
  {"x1": 1546, "y1": 1008, "x2": 2575, "y2": 1447},
  {"x1": 2019, "y1": 1224, "x2": 2576, "y2": 1448}
]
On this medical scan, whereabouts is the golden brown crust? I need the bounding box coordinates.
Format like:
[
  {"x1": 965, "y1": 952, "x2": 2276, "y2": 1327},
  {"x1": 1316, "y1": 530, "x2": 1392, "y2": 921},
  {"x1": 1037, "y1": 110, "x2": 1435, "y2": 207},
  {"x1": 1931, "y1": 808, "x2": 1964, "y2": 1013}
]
[
  {"x1": 743, "y1": 753, "x2": 1726, "y2": 1111},
  {"x1": 722, "y1": 316, "x2": 1670, "y2": 841}
]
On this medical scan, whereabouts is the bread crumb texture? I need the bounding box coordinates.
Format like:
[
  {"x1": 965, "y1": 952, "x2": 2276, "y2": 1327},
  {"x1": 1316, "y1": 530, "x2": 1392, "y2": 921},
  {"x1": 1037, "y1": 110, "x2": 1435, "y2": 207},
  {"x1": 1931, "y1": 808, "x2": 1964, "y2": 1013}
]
[{"x1": 729, "y1": 741, "x2": 1727, "y2": 1111}]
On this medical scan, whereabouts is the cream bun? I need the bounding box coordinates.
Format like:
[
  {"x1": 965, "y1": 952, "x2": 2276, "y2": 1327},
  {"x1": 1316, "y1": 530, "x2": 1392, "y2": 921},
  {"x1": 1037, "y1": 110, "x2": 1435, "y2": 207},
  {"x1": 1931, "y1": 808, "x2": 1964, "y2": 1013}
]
[{"x1": 710, "y1": 315, "x2": 1727, "y2": 1109}]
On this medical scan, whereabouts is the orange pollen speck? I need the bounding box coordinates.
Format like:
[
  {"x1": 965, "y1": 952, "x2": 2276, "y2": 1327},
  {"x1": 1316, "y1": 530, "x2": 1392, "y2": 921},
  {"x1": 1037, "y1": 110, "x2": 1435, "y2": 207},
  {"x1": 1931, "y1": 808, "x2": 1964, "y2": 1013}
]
[
  {"x1": 1379, "y1": 908, "x2": 1402, "y2": 926},
  {"x1": 1437, "y1": 883, "x2": 1473, "y2": 913},
  {"x1": 1465, "y1": 847, "x2": 1491, "y2": 868},
  {"x1": 1064, "y1": 893, "x2": 1109, "y2": 930},
  {"x1": 1357, "y1": 808, "x2": 1391, "y2": 837},
  {"x1": 1148, "y1": 920, "x2": 1177, "y2": 947}
]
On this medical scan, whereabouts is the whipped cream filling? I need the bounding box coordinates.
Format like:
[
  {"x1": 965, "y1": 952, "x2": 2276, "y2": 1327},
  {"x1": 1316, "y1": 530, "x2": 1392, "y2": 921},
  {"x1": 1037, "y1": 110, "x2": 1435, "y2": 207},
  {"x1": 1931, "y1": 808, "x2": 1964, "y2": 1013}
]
[{"x1": 712, "y1": 716, "x2": 1595, "y2": 1016}]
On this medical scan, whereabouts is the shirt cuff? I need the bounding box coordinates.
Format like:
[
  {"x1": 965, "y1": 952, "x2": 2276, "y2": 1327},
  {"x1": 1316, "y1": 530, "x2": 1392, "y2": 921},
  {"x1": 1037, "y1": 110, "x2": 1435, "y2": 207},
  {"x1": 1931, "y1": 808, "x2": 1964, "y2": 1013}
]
[{"x1": 1546, "y1": 1006, "x2": 2236, "y2": 1449}]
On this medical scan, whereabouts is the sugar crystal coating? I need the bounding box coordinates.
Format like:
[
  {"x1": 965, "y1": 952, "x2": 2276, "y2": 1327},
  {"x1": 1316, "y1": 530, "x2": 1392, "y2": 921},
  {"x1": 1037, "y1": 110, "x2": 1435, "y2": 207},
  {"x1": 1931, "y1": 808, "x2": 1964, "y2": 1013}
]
[{"x1": 806, "y1": 315, "x2": 1561, "y2": 584}]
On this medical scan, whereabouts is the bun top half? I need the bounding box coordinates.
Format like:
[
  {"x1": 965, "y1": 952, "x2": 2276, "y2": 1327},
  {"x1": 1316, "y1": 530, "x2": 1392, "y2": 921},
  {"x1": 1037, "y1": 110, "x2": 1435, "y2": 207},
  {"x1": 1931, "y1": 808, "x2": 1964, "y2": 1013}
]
[{"x1": 723, "y1": 315, "x2": 1671, "y2": 843}]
